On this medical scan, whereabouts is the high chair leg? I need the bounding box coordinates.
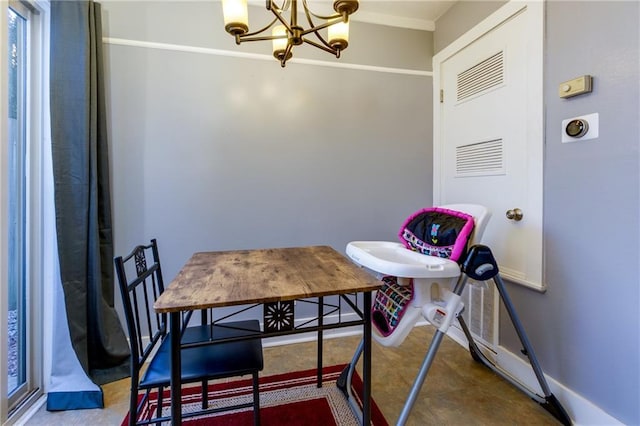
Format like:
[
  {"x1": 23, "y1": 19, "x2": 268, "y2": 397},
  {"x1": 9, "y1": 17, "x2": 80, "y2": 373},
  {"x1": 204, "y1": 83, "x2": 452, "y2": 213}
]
[
  {"x1": 337, "y1": 338, "x2": 364, "y2": 423},
  {"x1": 460, "y1": 245, "x2": 573, "y2": 426},
  {"x1": 397, "y1": 329, "x2": 445, "y2": 426}
]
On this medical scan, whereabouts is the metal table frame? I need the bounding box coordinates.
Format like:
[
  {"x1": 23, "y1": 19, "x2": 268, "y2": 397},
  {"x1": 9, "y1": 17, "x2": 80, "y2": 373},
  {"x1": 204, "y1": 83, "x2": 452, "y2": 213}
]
[
  {"x1": 155, "y1": 246, "x2": 380, "y2": 426},
  {"x1": 167, "y1": 292, "x2": 373, "y2": 425}
]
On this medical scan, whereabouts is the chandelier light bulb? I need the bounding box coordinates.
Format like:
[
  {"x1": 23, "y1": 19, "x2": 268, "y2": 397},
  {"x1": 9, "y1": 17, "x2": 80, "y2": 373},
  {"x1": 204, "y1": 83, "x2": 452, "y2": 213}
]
[
  {"x1": 222, "y1": 0, "x2": 249, "y2": 35},
  {"x1": 328, "y1": 21, "x2": 349, "y2": 53},
  {"x1": 272, "y1": 25, "x2": 292, "y2": 64}
]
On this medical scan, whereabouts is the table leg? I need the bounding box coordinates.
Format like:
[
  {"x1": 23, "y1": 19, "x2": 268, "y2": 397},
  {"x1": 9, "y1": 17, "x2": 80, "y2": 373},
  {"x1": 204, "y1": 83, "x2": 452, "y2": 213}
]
[
  {"x1": 317, "y1": 296, "x2": 324, "y2": 387},
  {"x1": 363, "y1": 291, "x2": 372, "y2": 425},
  {"x1": 170, "y1": 312, "x2": 182, "y2": 425}
]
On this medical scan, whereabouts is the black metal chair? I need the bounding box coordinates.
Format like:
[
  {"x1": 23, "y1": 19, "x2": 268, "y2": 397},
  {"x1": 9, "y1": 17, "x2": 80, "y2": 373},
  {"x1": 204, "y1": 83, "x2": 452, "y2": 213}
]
[{"x1": 115, "y1": 239, "x2": 263, "y2": 425}]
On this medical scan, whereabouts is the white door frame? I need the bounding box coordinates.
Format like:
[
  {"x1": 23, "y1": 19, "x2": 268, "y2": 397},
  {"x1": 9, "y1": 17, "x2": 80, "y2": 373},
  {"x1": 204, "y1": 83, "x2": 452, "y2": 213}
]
[{"x1": 432, "y1": 0, "x2": 545, "y2": 292}]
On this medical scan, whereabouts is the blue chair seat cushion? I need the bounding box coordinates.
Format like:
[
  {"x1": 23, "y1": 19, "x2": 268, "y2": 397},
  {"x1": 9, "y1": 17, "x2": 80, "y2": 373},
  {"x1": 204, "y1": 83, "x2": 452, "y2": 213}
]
[{"x1": 140, "y1": 319, "x2": 263, "y2": 389}]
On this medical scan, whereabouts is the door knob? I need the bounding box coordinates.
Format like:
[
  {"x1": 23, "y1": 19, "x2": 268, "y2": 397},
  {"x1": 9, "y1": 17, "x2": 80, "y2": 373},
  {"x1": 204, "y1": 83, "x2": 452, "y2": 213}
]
[{"x1": 505, "y1": 208, "x2": 523, "y2": 221}]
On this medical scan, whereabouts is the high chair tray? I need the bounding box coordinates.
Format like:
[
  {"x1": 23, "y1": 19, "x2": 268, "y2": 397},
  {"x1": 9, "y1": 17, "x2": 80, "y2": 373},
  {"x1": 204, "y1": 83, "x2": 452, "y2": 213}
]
[{"x1": 346, "y1": 241, "x2": 461, "y2": 278}]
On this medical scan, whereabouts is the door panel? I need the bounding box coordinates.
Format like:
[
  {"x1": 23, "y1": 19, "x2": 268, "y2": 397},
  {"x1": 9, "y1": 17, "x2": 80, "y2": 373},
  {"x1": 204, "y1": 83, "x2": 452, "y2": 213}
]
[{"x1": 435, "y1": 4, "x2": 544, "y2": 291}]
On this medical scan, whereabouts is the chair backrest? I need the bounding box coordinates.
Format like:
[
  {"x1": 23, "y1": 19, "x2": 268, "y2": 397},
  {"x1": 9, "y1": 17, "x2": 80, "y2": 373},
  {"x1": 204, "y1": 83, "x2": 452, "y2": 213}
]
[
  {"x1": 438, "y1": 203, "x2": 491, "y2": 245},
  {"x1": 114, "y1": 239, "x2": 166, "y2": 372}
]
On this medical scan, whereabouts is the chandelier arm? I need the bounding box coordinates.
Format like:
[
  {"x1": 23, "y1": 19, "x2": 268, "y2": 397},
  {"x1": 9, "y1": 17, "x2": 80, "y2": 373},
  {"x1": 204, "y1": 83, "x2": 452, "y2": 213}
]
[
  {"x1": 302, "y1": 37, "x2": 337, "y2": 55},
  {"x1": 268, "y1": 3, "x2": 294, "y2": 32},
  {"x1": 303, "y1": 29, "x2": 333, "y2": 50},
  {"x1": 299, "y1": 1, "x2": 350, "y2": 51},
  {"x1": 299, "y1": 18, "x2": 343, "y2": 37},
  {"x1": 268, "y1": 0, "x2": 290, "y2": 13},
  {"x1": 301, "y1": 0, "x2": 318, "y2": 30},
  {"x1": 236, "y1": 0, "x2": 292, "y2": 42},
  {"x1": 298, "y1": 1, "x2": 343, "y2": 50},
  {"x1": 280, "y1": 42, "x2": 294, "y2": 66},
  {"x1": 238, "y1": 16, "x2": 281, "y2": 39},
  {"x1": 301, "y1": 0, "x2": 343, "y2": 21},
  {"x1": 238, "y1": 34, "x2": 287, "y2": 43},
  {"x1": 302, "y1": 1, "x2": 320, "y2": 40},
  {"x1": 307, "y1": 11, "x2": 343, "y2": 20}
]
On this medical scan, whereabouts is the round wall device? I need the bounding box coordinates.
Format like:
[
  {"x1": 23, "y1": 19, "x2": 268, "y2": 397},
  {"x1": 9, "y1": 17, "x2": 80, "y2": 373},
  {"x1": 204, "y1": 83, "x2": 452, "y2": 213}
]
[{"x1": 565, "y1": 119, "x2": 589, "y2": 138}]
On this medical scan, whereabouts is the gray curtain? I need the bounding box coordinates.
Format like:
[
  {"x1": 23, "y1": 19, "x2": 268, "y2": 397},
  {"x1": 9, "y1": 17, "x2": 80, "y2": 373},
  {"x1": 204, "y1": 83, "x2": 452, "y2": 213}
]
[{"x1": 49, "y1": 0, "x2": 129, "y2": 394}]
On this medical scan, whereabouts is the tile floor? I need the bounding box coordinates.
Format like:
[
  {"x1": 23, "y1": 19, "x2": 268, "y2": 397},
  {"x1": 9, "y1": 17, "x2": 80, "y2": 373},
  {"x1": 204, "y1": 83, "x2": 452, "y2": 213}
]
[{"x1": 25, "y1": 325, "x2": 558, "y2": 425}]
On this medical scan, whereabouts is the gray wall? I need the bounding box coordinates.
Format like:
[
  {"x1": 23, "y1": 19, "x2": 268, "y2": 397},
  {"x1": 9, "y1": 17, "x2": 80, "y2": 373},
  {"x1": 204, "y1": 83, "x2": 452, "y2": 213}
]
[
  {"x1": 435, "y1": 2, "x2": 639, "y2": 424},
  {"x1": 433, "y1": 1, "x2": 506, "y2": 53},
  {"x1": 102, "y1": 0, "x2": 640, "y2": 423},
  {"x1": 101, "y1": 2, "x2": 434, "y2": 313}
]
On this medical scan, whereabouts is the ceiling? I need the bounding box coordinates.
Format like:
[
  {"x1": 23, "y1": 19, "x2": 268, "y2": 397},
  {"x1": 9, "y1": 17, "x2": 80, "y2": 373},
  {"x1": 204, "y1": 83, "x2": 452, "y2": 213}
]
[
  {"x1": 353, "y1": 1, "x2": 457, "y2": 31},
  {"x1": 247, "y1": 1, "x2": 458, "y2": 32}
]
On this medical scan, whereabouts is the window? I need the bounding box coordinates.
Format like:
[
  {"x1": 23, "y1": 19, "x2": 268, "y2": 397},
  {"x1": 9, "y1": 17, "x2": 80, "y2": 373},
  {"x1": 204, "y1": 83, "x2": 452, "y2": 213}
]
[
  {"x1": 3, "y1": 1, "x2": 47, "y2": 421},
  {"x1": 8, "y1": 3, "x2": 28, "y2": 402}
]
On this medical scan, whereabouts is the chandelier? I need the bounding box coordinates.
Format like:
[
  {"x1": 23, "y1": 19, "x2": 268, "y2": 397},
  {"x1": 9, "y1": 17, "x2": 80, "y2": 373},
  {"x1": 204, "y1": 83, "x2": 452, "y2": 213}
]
[{"x1": 222, "y1": 0, "x2": 359, "y2": 67}]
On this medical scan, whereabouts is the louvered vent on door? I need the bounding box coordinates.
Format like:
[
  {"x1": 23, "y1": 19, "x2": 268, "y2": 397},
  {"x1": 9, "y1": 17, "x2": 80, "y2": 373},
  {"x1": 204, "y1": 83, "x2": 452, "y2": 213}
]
[
  {"x1": 456, "y1": 139, "x2": 504, "y2": 176},
  {"x1": 457, "y1": 51, "x2": 504, "y2": 102}
]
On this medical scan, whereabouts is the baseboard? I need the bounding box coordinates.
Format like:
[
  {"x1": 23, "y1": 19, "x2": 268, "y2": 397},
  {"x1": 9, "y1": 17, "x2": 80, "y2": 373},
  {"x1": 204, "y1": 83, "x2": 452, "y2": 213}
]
[
  {"x1": 10, "y1": 394, "x2": 47, "y2": 426},
  {"x1": 262, "y1": 312, "x2": 364, "y2": 348},
  {"x1": 444, "y1": 325, "x2": 623, "y2": 425},
  {"x1": 494, "y1": 346, "x2": 623, "y2": 425}
]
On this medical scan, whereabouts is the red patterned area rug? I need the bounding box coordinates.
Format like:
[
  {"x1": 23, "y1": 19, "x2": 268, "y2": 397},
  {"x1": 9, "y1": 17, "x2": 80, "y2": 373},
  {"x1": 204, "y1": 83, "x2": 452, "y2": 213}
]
[{"x1": 122, "y1": 364, "x2": 388, "y2": 425}]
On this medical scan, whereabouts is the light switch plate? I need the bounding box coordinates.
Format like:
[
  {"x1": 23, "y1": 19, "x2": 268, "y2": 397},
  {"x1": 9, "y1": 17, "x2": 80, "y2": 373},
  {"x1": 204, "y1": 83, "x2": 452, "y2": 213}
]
[
  {"x1": 559, "y1": 75, "x2": 593, "y2": 98},
  {"x1": 562, "y1": 113, "x2": 599, "y2": 143}
]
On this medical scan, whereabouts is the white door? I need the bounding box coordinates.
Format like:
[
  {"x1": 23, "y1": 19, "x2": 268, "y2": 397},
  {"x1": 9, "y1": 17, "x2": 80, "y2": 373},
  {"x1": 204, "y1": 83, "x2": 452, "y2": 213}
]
[{"x1": 434, "y1": 2, "x2": 544, "y2": 292}]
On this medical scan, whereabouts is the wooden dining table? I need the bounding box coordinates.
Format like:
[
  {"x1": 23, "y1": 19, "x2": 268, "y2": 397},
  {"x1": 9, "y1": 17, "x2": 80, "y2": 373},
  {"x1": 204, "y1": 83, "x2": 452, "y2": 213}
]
[{"x1": 154, "y1": 245, "x2": 382, "y2": 425}]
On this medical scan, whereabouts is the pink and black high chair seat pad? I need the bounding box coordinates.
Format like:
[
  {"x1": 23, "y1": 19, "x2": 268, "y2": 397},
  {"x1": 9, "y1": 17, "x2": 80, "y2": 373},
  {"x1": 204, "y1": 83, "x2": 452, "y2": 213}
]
[
  {"x1": 399, "y1": 207, "x2": 475, "y2": 263},
  {"x1": 372, "y1": 207, "x2": 475, "y2": 337}
]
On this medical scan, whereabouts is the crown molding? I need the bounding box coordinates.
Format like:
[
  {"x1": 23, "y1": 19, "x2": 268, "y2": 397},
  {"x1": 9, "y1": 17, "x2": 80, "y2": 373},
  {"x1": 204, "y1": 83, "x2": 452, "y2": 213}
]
[
  {"x1": 104, "y1": 37, "x2": 433, "y2": 76},
  {"x1": 352, "y1": 11, "x2": 435, "y2": 31}
]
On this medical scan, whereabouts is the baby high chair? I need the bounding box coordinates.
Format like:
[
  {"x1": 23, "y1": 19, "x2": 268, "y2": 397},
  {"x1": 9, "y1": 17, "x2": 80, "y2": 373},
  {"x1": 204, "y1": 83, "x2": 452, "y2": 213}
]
[{"x1": 338, "y1": 204, "x2": 571, "y2": 426}]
